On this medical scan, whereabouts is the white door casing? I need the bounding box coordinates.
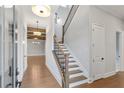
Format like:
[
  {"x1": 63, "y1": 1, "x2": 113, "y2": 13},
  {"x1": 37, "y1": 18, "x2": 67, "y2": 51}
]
[
  {"x1": 92, "y1": 24, "x2": 106, "y2": 81},
  {"x1": 116, "y1": 32, "x2": 121, "y2": 72},
  {"x1": 115, "y1": 30, "x2": 124, "y2": 72}
]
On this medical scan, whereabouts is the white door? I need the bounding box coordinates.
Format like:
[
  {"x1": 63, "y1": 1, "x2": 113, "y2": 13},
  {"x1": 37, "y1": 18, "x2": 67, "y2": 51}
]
[{"x1": 92, "y1": 24, "x2": 105, "y2": 80}]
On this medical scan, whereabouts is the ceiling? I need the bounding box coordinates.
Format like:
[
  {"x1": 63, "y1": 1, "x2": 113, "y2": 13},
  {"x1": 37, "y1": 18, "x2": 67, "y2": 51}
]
[
  {"x1": 16, "y1": 5, "x2": 124, "y2": 40},
  {"x1": 18, "y1": 5, "x2": 57, "y2": 29},
  {"x1": 97, "y1": 5, "x2": 124, "y2": 20},
  {"x1": 16, "y1": 5, "x2": 57, "y2": 40}
]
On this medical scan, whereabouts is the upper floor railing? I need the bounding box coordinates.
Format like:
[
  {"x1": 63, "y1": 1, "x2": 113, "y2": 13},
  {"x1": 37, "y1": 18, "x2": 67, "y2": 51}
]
[{"x1": 62, "y1": 5, "x2": 79, "y2": 43}]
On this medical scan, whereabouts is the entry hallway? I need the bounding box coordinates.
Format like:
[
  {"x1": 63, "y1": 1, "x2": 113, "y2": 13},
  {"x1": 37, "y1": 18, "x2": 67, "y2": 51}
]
[{"x1": 21, "y1": 56, "x2": 60, "y2": 88}]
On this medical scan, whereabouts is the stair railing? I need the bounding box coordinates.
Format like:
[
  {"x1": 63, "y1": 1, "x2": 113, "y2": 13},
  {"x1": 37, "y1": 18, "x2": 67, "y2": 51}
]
[
  {"x1": 53, "y1": 35, "x2": 70, "y2": 88},
  {"x1": 62, "y1": 5, "x2": 79, "y2": 43}
]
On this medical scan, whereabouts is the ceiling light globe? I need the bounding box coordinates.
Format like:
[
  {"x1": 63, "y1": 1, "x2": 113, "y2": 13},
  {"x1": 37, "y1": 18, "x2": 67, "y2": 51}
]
[{"x1": 32, "y1": 5, "x2": 51, "y2": 17}]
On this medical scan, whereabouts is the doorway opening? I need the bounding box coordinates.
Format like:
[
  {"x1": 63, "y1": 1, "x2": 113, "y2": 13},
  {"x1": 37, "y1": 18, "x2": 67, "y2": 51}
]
[
  {"x1": 21, "y1": 21, "x2": 47, "y2": 87},
  {"x1": 27, "y1": 25, "x2": 46, "y2": 57},
  {"x1": 115, "y1": 32, "x2": 122, "y2": 72}
]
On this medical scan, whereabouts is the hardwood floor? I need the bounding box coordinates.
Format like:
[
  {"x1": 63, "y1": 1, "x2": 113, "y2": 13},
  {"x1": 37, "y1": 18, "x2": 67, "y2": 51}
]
[
  {"x1": 77, "y1": 72, "x2": 124, "y2": 88},
  {"x1": 21, "y1": 56, "x2": 124, "y2": 88},
  {"x1": 21, "y1": 56, "x2": 60, "y2": 88}
]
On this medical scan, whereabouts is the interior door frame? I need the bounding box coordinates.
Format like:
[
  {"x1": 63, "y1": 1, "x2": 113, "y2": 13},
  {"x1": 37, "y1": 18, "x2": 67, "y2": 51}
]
[
  {"x1": 0, "y1": 5, "x2": 5, "y2": 88},
  {"x1": 91, "y1": 23, "x2": 106, "y2": 82},
  {"x1": 12, "y1": 5, "x2": 18, "y2": 88},
  {"x1": 0, "y1": 5, "x2": 17, "y2": 88},
  {"x1": 115, "y1": 30, "x2": 124, "y2": 72}
]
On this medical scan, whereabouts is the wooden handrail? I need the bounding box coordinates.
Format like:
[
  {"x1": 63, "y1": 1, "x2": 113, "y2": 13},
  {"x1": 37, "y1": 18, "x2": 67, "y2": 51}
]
[
  {"x1": 64, "y1": 53, "x2": 69, "y2": 88},
  {"x1": 53, "y1": 36, "x2": 70, "y2": 88},
  {"x1": 52, "y1": 50, "x2": 65, "y2": 87},
  {"x1": 54, "y1": 37, "x2": 69, "y2": 55}
]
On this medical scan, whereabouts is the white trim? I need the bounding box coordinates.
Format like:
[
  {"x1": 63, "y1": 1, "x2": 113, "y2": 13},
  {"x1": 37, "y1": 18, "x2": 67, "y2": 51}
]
[
  {"x1": 91, "y1": 23, "x2": 106, "y2": 80},
  {"x1": 103, "y1": 71, "x2": 116, "y2": 78},
  {"x1": 69, "y1": 62, "x2": 78, "y2": 65},
  {"x1": 115, "y1": 30, "x2": 124, "y2": 72},
  {"x1": 69, "y1": 73, "x2": 84, "y2": 78},
  {"x1": 27, "y1": 54, "x2": 45, "y2": 56},
  {"x1": 88, "y1": 71, "x2": 116, "y2": 83},
  {"x1": 69, "y1": 79, "x2": 88, "y2": 88},
  {"x1": 69, "y1": 67, "x2": 80, "y2": 71},
  {"x1": 45, "y1": 63, "x2": 62, "y2": 87},
  {"x1": 1, "y1": 6, "x2": 5, "y2": 88}
]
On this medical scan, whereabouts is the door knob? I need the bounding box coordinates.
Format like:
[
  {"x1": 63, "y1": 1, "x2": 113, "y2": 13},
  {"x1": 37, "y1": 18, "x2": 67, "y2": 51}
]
[{"x1": 101, "y1": 57, "x2": 104, "y2": 60}]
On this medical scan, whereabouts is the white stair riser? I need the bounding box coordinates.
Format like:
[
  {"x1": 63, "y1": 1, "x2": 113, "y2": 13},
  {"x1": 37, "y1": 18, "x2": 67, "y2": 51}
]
[
  {"x1": 69, "y1": 79, "x2": 88, "y2": 88},
  {"x1": 69, "y1": 67, "x2": 80, "y2": 71},
  {"x1": 69, "y1": 62, "x2": 79, "y2": 65},
  {"x1": 69, "y1": 73, "x2": 84, "y2": 78}
]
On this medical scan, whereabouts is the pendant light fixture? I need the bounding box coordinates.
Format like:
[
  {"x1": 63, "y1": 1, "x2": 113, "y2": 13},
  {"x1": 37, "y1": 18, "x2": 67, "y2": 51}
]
[
  {"x1": 33, "y1": 21, "x2": 41, "y2": 37},
  {"x1": 32, "y1": 5, "x2": 51, "y2": 17}
]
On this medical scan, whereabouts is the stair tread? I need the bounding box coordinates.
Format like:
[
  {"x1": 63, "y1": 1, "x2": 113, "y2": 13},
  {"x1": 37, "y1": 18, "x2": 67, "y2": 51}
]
[
  {"x1": 69, "y1": 65, "x2": 79, "y2": 68},
  {"x1": 69, "y1": 75, "x2": 87, "y2": 84},
  {"x1": 60, "y1": 64, "x2": 79, "y2": 69},
  {"x1": 55, "y1": 49, "x2": 68, "y2": 51},
  {"x1": 55, "y1": 48, "x2": 68, "y2": 50},
  {"x1": 57, "y1": 55, "x2": 73, "y2": 57},
  {"x1": 59, "y1": 44, "x2": 64, "y2": 46},
  {"x1": 59, "y1": 60, "x2": 76, "y2": 63},
  {"x1": 57, "y1": 56, "x2": 73, "y2": 59},
  {"x1": 55, "y1": 46, "x2": 66, "y2": 49},
  {"x1": 69, "y1": 70, "x2": 83, "y2": 75},
  {"x1": 56, "y1": 52, "x2": 70, "y2": 55}
]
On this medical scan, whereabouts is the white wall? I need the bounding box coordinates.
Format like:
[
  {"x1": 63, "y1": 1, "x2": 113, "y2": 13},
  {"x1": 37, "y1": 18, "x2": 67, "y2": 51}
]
[
  {"x1": 45, "y1": 12, "x2": 62, "y2": 86},
  {"x1": 64, "y1": 6, "x2": 124, "y2": 80},
  {"x1": 54, "y1": 6, "x2": 71, "y2": 42},
  {"x1": 54, "y1": 22, "x2": 63, "y2": 42},
  {"x1": 64, "y1": 6, "x2": 90, "y2": 76},
  {"x1": 27, "y1": 39, "x2": 45, "y2": 56},
  {"x1": 90, "y1": 6, "x2": 124, "y2": 77},
  {"x1": 16, "y1": 6, "x2": 28, "y2": 82}
]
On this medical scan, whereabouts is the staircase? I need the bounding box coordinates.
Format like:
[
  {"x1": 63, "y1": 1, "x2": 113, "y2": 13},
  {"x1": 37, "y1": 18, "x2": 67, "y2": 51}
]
[{"x1": 53, "y1": 36, "x2": 88, "y2": 88}]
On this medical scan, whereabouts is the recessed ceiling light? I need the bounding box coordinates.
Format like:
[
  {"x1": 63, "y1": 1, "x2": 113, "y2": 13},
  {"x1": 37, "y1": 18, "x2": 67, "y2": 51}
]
[{"x1": 32, "y1": 5, "x2": 51, "y2": 17}]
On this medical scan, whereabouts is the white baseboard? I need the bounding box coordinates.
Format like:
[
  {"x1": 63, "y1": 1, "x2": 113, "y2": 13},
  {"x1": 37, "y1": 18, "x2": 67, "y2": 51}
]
[
  {"x1": 45, "y1": 63, "x2": 62, "y2": 87},
  {"x1": 88, "y1": 71, "x2": 116, "y2": 83},
  {"x1": 88, "y1": 78, "x2": 94, "y2": 84},
  {"x1": 103, "y1": 71, "x2": 116, "y2": 78},
  {"x1": 69, "y1": 79, "x2": 88, "y2": 88},
  {"x1": 27, "y1": 54, "x2": 45, "y2": 56}
]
